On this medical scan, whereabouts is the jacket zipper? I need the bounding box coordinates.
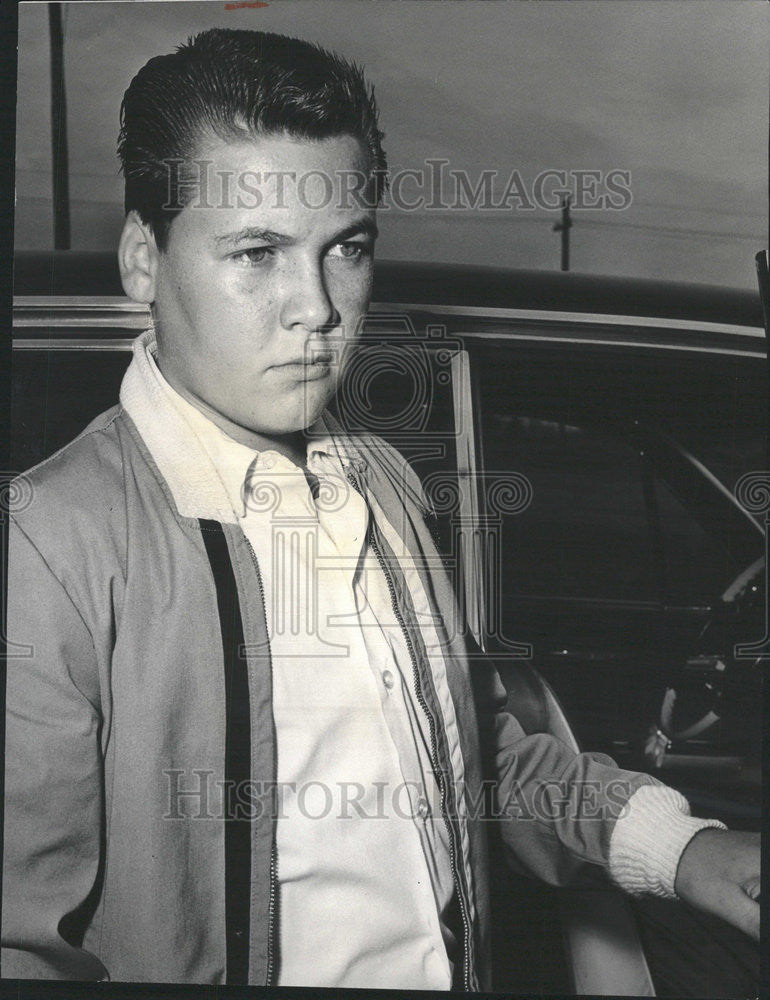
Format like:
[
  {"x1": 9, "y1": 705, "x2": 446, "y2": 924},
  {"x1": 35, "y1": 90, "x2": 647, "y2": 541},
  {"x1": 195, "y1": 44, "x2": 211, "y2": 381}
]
[
  {"x1": 243, "y1": 535, "x2": 279, "y2": 987},
  {"x1": 265, "y1": 841, "x2": 278, "y2": 986},
  {"x1": 345, "y1": 468, "x2": 474, "y2": 991}
]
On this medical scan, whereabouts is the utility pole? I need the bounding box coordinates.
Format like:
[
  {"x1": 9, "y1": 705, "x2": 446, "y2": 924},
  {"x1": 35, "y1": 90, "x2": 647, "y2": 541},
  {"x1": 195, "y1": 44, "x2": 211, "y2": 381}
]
[
  {"x1": 48, "y1": 2, "x2": 70, "y2": 249},
  {"x1": 553, "y1": 195, "x2": 572, "y2": 271}
]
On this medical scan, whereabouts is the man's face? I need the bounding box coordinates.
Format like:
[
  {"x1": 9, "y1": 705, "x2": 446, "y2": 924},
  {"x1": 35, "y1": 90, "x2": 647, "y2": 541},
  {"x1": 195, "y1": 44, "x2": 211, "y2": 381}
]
[{"x1": 150, "y1": 132, "x2": 376, "y2": 444}]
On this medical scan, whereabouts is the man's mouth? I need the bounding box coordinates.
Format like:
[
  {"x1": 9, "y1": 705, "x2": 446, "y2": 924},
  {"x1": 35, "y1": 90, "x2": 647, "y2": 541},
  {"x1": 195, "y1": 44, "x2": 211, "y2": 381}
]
[{"x1": 273, "y1": 353, "x2": 334, "y2": 380}]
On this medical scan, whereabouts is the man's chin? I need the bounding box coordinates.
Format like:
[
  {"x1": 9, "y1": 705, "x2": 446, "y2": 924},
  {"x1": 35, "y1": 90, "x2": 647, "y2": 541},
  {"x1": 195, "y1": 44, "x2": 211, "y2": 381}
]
[
  {"x1": 251, "y1": 404, "x2": 330, "y2": 440},
  {"x1": 285, "y1": 388, "x2": 336, "y2": 432}
]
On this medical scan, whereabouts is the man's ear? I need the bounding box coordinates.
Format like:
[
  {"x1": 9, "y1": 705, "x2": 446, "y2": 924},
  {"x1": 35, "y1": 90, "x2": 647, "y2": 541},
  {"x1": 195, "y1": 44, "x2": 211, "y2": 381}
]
[{"x1": 118, "y1": 211, "x2": 161, "y2": 304}]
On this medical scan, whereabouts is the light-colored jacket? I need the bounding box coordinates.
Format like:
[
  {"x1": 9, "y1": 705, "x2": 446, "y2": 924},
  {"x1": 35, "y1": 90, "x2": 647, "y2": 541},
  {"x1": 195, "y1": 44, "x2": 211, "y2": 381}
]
[{"x1": 3, "y1": 342, "x2": 695, "y2": 987}]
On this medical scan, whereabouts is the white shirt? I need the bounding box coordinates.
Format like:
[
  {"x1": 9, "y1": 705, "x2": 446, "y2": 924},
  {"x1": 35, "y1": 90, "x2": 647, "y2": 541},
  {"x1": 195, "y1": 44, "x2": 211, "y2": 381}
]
[{"x1": 149, "y1": 357, "x2": 456, "y2": 989}]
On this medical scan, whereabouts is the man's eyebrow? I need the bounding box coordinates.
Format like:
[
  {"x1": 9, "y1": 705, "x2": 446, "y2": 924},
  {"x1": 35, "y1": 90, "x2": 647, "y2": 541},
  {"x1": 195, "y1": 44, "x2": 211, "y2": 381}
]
[
  {"x1": 214, "y1": 227, "x2": 294, "y2": 249},
  {"x1": 214, "y1": 218, "x2": 379, "y2": 250},
  {"x1": 331, "y1": 218, "x2": 379, "y2": 242}
]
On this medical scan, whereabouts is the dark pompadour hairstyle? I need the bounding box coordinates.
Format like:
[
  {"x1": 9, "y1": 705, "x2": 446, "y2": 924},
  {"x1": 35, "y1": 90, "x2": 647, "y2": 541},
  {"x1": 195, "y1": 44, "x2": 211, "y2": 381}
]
[{"x1": 118, "y1": 29, "x2": 387, "y2": 248}]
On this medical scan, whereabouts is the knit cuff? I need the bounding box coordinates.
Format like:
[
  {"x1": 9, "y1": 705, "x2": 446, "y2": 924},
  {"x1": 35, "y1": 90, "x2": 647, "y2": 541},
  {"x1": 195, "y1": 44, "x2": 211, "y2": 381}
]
[{"x1": 608, "y1": 783, "x2": 727, "y2": 898}]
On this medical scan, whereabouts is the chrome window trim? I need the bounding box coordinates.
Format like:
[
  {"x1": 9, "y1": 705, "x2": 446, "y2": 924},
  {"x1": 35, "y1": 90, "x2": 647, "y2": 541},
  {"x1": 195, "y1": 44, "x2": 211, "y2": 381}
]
[
  {"x1": 13, "y1": 295, "x2": 148, "y2": 310},
  {"x1": 374, "y1": 301, "x2": 766, "y2": 339},
  {"x1": 448, "y1": 331, "x2": 766, "y2": 359},
  {"x1": 13, "y1": 294, "x2": 766, "y2": 339},
  {"x1": 13, "y1": 338, "x2": 137, "y2": 351},
  {"x1": 13, "y1": 332, "x2": 766, "y2": 359},
  {"x1": 450, "y1": 350, "x2": 486, "y2": 650},
  {"x1": 14, "y1": 317, "x2": 150, "y2": 329}
]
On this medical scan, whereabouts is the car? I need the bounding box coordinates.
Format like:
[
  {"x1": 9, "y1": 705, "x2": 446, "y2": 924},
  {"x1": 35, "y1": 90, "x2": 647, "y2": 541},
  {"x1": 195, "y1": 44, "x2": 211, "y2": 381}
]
[{"x1": 11, "y1": 250, "x2": 766, "y2": 994}]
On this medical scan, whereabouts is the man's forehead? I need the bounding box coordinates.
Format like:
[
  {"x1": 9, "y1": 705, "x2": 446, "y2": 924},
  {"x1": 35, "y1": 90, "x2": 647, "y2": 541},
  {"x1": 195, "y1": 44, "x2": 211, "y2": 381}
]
[
  {"x1": 192, "y1": 130, "x2": 369, "y2": 167},
  {"x1": 171, "y1": 131, "x2": 378, "y2": 224}
]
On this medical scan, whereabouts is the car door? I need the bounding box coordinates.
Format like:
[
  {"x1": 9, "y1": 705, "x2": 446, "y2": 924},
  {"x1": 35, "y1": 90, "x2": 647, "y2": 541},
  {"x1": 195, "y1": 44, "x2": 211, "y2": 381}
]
[{"x1": 468, "y1": 337, "x2": 765, "y2": 822}]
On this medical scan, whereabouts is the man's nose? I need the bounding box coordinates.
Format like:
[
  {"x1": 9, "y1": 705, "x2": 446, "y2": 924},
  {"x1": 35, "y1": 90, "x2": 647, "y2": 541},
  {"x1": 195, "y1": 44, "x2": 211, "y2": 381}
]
[{"x1": 279, "y1": 260, "x2": 338, "y2": 332}]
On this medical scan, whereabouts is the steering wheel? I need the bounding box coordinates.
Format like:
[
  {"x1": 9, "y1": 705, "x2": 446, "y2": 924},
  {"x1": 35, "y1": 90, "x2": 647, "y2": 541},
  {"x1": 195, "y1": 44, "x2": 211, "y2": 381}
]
[{"x1": 644, "y1": 556, "x2": 765, "y2": 770}]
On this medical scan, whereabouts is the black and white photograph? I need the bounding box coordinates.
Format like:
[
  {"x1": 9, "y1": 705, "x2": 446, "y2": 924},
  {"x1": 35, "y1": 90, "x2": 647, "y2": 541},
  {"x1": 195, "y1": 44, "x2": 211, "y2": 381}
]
[{"x1": 3, "y1": 1, "x2": 768, "y2": 996}]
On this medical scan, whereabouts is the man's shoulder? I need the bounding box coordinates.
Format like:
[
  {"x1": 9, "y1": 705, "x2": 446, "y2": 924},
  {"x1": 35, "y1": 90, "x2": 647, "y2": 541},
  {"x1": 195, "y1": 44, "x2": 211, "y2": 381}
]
[
  {"x1": 16, "y1": 404, "x2": 124, "y2": 487},
  {"x1": 11, "y1": 405, "x2": 130, "y2": 539}
]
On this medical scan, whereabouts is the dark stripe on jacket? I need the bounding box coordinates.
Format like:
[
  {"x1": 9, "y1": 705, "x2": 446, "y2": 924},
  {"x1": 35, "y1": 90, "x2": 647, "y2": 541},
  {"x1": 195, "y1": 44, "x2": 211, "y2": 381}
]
[{"x1": 200, "y1": 519, "x2": 251, "y2": 985}]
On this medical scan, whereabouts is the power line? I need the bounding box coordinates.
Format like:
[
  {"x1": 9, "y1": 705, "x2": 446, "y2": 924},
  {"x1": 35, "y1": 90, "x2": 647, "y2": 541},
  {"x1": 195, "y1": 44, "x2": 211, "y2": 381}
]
[
  {"x1": 377, "y1": 210, "x2": 764, "y2": 242},
  {"x1": 574, "y1": 216, "x2": 765, "y2": 241}
]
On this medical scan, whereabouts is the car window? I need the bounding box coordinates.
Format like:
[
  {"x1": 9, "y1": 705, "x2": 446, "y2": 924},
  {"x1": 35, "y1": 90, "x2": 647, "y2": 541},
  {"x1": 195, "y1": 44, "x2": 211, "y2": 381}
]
[
  {"x1": 478, "y1": 411, "x2": 657, "y2": 602},
  {"x1": 606, "y1": 351, "x2": 765, "y2": 496},
  {"x1": 471, "y1": 342, "x2": 763, "y2": 614},
  {"x1": 652, "y1": 476, "x2": 739, "y2": 605}
]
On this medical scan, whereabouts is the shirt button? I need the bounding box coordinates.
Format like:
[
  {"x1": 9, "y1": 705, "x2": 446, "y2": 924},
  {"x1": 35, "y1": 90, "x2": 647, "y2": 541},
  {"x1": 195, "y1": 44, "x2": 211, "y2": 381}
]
[
  {"x1": 417, "y1": 798, "x2": 430, "y2": 819},
  {"x1": 382, "y1": 669, "x2": 395, "y2": 690}
]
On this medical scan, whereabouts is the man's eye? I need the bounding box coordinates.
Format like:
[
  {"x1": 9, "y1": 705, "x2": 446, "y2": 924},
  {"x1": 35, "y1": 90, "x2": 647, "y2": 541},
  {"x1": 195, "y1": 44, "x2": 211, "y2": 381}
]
[
  {"x1": 327, "y1": 242, "x2": 369, "y2": 262},
  {"x1": 232, "y1": 247, "x2": 273, "y2": 267}
]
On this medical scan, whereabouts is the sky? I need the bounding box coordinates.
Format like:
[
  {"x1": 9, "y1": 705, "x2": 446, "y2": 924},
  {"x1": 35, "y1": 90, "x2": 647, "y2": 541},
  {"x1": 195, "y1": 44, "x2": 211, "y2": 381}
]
[{"x1": 14, "y1": 0, "x2": 769, "y2": 289}]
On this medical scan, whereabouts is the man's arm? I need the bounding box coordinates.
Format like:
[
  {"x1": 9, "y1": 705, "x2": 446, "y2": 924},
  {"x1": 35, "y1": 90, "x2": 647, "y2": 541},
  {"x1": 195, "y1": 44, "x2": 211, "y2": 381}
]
[
  {"x1": 471, "y1": 651, "x2": 760, "y2": 941},
  {"x1": 393, "y1": 444, "x2": 760, "y2": 943},
  {"x1": 2, "y1": 518, "x2": 109, "y2": 980}
]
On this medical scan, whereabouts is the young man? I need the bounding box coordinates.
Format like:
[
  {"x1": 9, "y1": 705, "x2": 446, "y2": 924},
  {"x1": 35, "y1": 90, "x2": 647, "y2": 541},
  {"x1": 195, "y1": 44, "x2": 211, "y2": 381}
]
[{"x1": 3, "y1": 28, "x2": 759, "y2": 989}]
